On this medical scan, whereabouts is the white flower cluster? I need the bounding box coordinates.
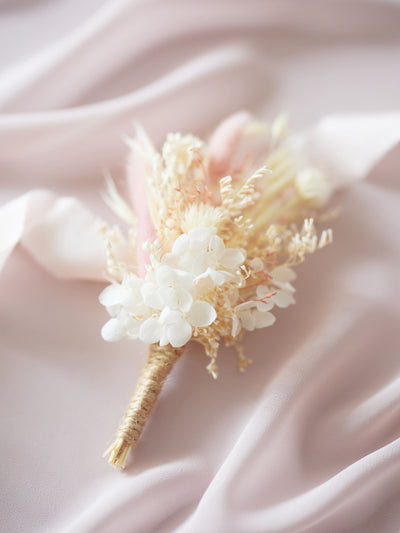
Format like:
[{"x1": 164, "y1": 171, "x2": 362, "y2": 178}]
[
  {"x1": 100, "y1": 228, "x2": 245, "y2": 348},
  {"x1": 233, "y1": 264, "x2": 296, "y2": 335},
  {"x1": 100, "y1": 227, "x2": 297, "y2": 348}
]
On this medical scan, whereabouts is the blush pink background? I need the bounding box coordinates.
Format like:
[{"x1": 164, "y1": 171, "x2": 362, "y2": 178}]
[{"x1": 0, "y1": 1, "x2": 400, "y2": 532}]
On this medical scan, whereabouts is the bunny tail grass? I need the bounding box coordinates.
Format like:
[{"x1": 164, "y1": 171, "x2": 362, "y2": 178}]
[{"x1": 104, "y1": 343, "x2": 184, "y2": 469}]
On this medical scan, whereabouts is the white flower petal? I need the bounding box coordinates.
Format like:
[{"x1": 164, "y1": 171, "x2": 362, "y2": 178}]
[
  {"x1": 173, "y1": 269, "x2": 196, "y2": 291},
  {"x1": 141, "y1": 282, "x2": 163, "y2": 310},
  {"x1": 156, "y1": 264, "x2": 176, "y2": 286},
  {"x1": 101, "y1": 318, "x2": 126, "y2": 342},
  {"x1": 232, "y1": 316, "x2": 241, "y2": 337},
  {"x1": 166, "y1": 318, "x2": 192, "y2": 347},
  {"x1": 139, "y1": 318, "x2": 161, "y2": 344},
  {"x1": 105, "y1": 304, "x2": 120, "y2": 317},
  {"x1": 195, "y1": 267, "x2": 231, "y2": 293},
  {"x1": 254, "y1": 287, "x2": 274, "y2": 311},
  {"x1": 249, "y1": 257, "x2": 264, "y2": 273},
  {"x1": 159, "y1": 308, "x2": 182, "y2": 325},
  {"x1": 99, "y1": 284, "x2": 125, "y2": 307},
  {"x1": 123, "y1": 273, "x2": 143, "y2": 290},
  {"x1": 159, "y1": 330, "x2": 169, "y2": 346},
  {"x1": 176, "y1": 287, "x2": 194, "y2": 312},
  {"x1": 209, "y1": 268, "x2": 230, "y2": 285},
  {"x1": 172, "y1": 233, "x2": 189, "y2": 254},
  {"x1": 189, "y1": 227, "x2": 215, "y2": 244},
  {"x1": 235, "y1": 301, "x2": 255, "y2": 312},
  {"x1": 220, "y1": 248, "x2": 246, "y2": 270},
  {"x1": 193, "y1": 274, "x2": 214, "y2": 294},
  {"x1": 253, "y1": 310, "x2": 276, "y2": 328},
  {"x1": 239, "y1": 310, "x2": 256, "y2": 331},
  {"x1": 271, "y1": 290, "x2": 296, "y2": 308},
  {"x1": 209, "y1": 235, "x2": 225, "y2": 257},
  {"x1": 124, "y1": 316, "x2": 142, "y2": 337},
  {"x1": 274, "y1": 280, "x2": 296, "y2": 293},
  {"x1": 161, "y1": 252, "x2": 180, "y2": 269},
  {"x1": 256, "y1": 300, "x2": 274, "y2": 312},
  {"x1": 256, "y1": 285, "x2": 270, "y2": 298},
  {"x1": 188, "y1": 301, "x2": 217, "y2": 327},
  {"x1": 160, "y1": 285, "x2": 193, "y2": 312},
  {"x1": 272, "y1": 266, "x2": 296, "y2": 283},
  {"x1": 189, "y1": 252, "x2": 208, "y2": 275},
  {"x1": 228, "y1": 288, "x2": 240, "y2": 306},
  {"x1": 121, "y1": 292, "x2": 145, "y2": 313}
]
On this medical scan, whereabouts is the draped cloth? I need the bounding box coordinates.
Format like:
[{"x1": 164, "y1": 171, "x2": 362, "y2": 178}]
[{"x1": 1, "y1": 1, "x2": 400, "y2": 531}]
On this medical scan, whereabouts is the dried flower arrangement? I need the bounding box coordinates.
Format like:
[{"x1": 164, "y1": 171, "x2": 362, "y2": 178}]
[{"x1": 99, "y1": 112, "x2": 333, "y2": 469}]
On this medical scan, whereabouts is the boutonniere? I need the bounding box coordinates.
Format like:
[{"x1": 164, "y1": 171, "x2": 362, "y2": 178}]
[{"x1": 99, "y1": 112, "x2": 333, "y2": 468}]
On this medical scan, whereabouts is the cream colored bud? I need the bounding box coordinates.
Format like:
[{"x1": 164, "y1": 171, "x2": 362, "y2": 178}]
[{"x1": 295, "y1": 168, "x2": 331, "y2": 206}]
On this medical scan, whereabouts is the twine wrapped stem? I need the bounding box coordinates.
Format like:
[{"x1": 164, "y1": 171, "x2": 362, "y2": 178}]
[{"x1": 105, "y1": 343, "x2": 184, "y2": 469}]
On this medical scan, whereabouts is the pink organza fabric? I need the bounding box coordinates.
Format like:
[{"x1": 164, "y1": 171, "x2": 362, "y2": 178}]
[{"x1": 1, "y1": 1, "x2": 400, "y2": 532}]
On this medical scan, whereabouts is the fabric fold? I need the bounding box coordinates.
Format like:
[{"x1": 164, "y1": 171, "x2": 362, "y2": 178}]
[{"x1": 0, "y1": 190, "x2": 106, "y2": 280}]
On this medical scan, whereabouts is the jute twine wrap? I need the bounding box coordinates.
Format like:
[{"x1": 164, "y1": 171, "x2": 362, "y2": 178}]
[{"x1": 105, "y1": 343, "x2": 184, "y2": 469}]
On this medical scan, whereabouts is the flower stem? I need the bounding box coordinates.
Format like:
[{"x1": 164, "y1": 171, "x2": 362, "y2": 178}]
[{"x1": 104, "y1": 343, "x2": 184, "y2": 469}]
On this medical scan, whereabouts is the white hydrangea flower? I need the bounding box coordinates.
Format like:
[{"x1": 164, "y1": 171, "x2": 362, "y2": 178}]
[
  {"x1": 163, "y1": 227, "x2": 246, "y2": 292},
  {"x1": 99, "y1": 233, "x2": 225, "y2": 346},
  {"x1": 99, "y1": 273, "x2": 149, "y2": 341},
  {"x1": 233, "y1": 284, "x2": 276, "y2": 335},
  {"x1": 270, "y1": 266, "x2": 296, "y2": 308},
  {"x1": 231, "y1": 266, "x2": 297, "y2": 336},
  {"x1": 141, "y1": 265, "x2": 195, "y2": 312},
  {"x1": 140, "y1": 301, "x2": 216, "y2": 348},
  {"x1": 139, "y1": 265, "x2": 216, "y2": 348}
]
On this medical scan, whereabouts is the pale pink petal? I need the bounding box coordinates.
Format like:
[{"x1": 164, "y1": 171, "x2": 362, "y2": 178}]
[
  {"x1": 208, "y1": 111, "x2": 252, "y2": 181},
  {"x1": 127, "y1": 138, "x2": 156, "y2": 278}
]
